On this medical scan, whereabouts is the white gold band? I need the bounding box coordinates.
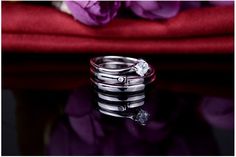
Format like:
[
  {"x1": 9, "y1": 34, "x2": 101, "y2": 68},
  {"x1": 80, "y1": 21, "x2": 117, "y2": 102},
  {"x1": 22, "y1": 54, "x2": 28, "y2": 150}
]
[{"x1": 90, "y1": 56, "x2": 156, "y2": 125}]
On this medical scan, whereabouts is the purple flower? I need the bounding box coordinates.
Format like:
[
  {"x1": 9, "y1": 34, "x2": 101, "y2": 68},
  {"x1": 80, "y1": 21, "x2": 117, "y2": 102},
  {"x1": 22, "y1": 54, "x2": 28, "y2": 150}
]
[
  {"x1": 209, "y1": 1, "x2": 234, "y2": 6},
  {"x1": 65, "y1": 1, "x2": 121, "y2": 26},
  {"x1": 181, "y1": 1, "x2": 201, "y2": 10},
  {"x1": 125, "y1": 1, "x2": 181, "y2": 20},
  {"x1": 199, "y1": 97, "x2": 234, "y2": 129}
]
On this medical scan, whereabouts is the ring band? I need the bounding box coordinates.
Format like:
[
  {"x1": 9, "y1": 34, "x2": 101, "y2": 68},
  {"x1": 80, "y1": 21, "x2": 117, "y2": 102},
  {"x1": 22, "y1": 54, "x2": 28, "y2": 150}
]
[
  {"x1": 90, "y1": 66, "x2": 155, "y2": 85},
  {"x1": 97, "y1": 92, "x2": 145, "y2": 102}
]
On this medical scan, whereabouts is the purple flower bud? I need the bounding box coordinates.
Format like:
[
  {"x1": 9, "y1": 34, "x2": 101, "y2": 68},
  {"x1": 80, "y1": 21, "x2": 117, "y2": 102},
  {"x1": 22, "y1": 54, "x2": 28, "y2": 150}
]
[
  {"x1": 125, "y1": 1, "x2": 181, "y2": 20},
  {"x1": 65, "y1": 1, "x2": 121, "y2": 26}
]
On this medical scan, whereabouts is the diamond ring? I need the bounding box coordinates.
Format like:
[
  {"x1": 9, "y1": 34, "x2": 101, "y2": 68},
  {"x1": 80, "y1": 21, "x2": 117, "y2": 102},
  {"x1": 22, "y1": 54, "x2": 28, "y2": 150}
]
[
  {"x1": 90, "y1": 56, "x2": 156, "y2": 125},
  {"x1": 90, "y1": 56, "x2": 151, "y2": 76}
]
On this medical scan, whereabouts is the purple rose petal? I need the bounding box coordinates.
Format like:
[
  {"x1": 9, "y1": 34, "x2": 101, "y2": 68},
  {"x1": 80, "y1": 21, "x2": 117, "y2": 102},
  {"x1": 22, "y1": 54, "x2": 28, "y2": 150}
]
[
  {"x1": 47, "y1": 119, "x2": 99, "y2": 155},
  {"x1": 126, "y1": 1, "x2": 181, "y2": 20},
  {"x1": 181, "y1": 1, "x2": 202, "y2": 10},
  {"x1": 69, "y1": 112, "x2": 104, "y2": 145},
  {"x1": 209, "y1": 1, "x2": 234, "y2": 6},
  {"x1": 65, "y1": 88, "x2": 93, "y2": 117},
  {"x1": 65, "y1": 1, "x2": 121, "y2": 26},
  {"x1": 47, "y1": 121, "x2": 70, "y2": 155},
  {"x1": 69, "y1": 115, "x2": 96, "y2": 144},
  {"x1": 199, "y1": 97, "x2": 234, "y2": 129}
]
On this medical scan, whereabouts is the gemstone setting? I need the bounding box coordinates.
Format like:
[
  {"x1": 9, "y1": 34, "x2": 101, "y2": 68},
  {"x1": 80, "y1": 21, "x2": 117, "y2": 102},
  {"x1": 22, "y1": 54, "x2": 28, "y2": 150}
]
[
  {"x1": 134, "y1": 59, "x2": 150, "y2": 77},
  {"x1": 134, "y1": 109, "x2": 150, "y2": 125},
  {"x1": 117, "y1": 76, "x2": 125, "y2": 83}
]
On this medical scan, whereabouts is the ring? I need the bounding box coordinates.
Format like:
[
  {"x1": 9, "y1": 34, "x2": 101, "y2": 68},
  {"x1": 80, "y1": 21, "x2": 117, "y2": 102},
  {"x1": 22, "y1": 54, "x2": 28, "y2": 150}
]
[
  {"x1": 90, "y1": 56, "x2": 151, "y2": 76},
  {"x1": 90, "y1": 56, "x2": 156, "y2": 125}
]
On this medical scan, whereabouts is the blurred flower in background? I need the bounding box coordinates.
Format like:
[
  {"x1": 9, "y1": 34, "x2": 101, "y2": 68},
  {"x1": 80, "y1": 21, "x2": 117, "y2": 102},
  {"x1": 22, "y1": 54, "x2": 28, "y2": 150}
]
[
  {"x1": 52, "y1": 1, "x2": 234, "y2": 26},
  {"x1": 209, "y1": 1, "x2": 234, "y2": 6},
  {"x1": 199, "y1": 97, "x2": 234, "y2": 129},
  {"x1": 125, "y1": 1, "x2": 181, "y2": 20},
  {"x1": 181, "y1": 1, "x2": 202, "y2": 10},
  {"x1": 65, "y1": 1, "x2": 121, "y2": 26}
]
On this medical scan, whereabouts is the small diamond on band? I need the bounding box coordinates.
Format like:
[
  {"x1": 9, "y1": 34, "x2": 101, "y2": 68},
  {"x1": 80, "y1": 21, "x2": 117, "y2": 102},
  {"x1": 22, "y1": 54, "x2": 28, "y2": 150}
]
[{"x1": 117, "y1": 76, "x2": 125, "y2": 83}]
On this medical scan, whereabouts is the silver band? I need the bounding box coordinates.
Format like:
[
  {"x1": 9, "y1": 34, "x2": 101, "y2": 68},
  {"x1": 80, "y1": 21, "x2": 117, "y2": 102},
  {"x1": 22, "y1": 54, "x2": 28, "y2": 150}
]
[
  {"x1": 97, "y1": 93, "x2": 145, "y2": 102},
  {"x1": 98, "y1": 101, "x2": 144, "y2": 112},
  {"x1": 91, "y1": 79, "x2": 145, "y2": 92},
  {"x1": 90, "y1": 65, "x2": 156, "y2": 86},
  {"x1": 90, "y1": 56, "x2": 156, "y2": 125},
  {"x1": 90, "y1": 56, "x2": 138, "y2": 74}
]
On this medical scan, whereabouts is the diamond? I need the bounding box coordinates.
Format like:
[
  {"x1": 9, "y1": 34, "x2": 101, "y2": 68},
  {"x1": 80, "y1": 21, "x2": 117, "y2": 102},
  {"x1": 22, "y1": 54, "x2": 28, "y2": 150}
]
[
  {"x1": 134, "y1": 59, "x2": 149, "y2": 76},
  {"x1": 134, "y1": 109, "x2": 150, "y2": 125},
  {"x1": 118, "y1": 105, "x2": 126, "y2": 111},
  {"x1": 117, "y1": 76, "x2": 125, "y2": 83}
]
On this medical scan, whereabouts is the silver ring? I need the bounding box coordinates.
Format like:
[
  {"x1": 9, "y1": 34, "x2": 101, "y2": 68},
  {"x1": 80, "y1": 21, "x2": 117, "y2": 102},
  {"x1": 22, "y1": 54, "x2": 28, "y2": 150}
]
[
  {"x1": 90, "y1": 56, "x2": 156, "y2": 125},
  {"x1": 90, "y1": 56, "x2": 150, "y2": 76}
]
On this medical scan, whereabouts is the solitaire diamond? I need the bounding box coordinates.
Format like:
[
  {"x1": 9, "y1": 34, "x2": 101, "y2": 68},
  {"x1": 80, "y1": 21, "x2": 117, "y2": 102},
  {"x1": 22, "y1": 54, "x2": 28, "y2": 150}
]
[
  {"x1": 134, "y1": 109, "x2": 150, "y2": 125},
  {"x1": 134, "y1": 59, "x2": 149, "y2": 76}
]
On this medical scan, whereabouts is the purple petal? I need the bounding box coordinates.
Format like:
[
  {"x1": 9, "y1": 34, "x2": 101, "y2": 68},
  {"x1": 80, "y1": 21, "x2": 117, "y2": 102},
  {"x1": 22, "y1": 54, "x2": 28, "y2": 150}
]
[
  {"x1": 47, "y1": 121, "x2": 70, "y2": 155},
  {"x1": 66, "y1": 1, "x2": 99, "y2": 26},
  {"x1": 65, "y1": 88, "x2": 93, "y2": 117},
  {"x1": 209, "y1": 1, "x2": 234, "y2": 6},
  {"x1": 181, "y1": 1, "x2": 202, "y2": 10},
  {"x1": 135, "y1": 1, "x2": 160, "y2": 11},
  {"x1": 47, "y1": 120, "x2": 99, "y2": 155},
  {"x1": 69, "y1": 115, "x2": 95, "y2": 144},
  {"x1": 199, "y1": 97, "x2": 234, "y2": 129},
  {"x1": 74, "y1": 1, "x2": 93, "y2": 8},
  {"x1": 126, "y1": 1, "x2": 181, "y2": 20},
  {"x1": 151, "y1": 2, "x2": 180, "y2": 18},
  {"x1": 65, "y1": 1, "x2": 121, "y2": 26}
]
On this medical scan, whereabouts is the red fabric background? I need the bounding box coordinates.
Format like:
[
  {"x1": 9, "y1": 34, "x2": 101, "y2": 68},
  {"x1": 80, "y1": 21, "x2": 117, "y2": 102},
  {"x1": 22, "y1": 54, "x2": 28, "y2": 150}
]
[
  {"x1": 3, "y1": 34, "x2": 233, "y2": 54},
  {"x1": 2, "y1": 2, "x2": 233, "y2": 39},
  {"x1": 2, "y1": 2, "x2": 234, "y2": 54}
]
